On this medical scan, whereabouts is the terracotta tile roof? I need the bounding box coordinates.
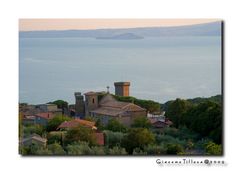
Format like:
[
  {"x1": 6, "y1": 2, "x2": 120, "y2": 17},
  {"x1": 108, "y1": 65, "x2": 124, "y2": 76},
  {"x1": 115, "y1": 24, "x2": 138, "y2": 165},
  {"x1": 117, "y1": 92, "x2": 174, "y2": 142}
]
[
  {"x1": 165, "y1": 119, "x2": 173, "y2": 125},
  {"x1": 99, "y1": 94, "x2": 146, "y2": 111},
  {"x1": 94, "y1": 132, "x2": 104, "y2": 145},
  {"x1": 57, "y1": 119, "x2": 97, "y2": 130},
  {"x1": 35, "y1": 112, "x2": 54, "y2": 120},
  {"x1": 149, "y1": 118, "x2": 173, "y2": 127},
  {"x1": 122, "y1": 103, "x2": 146, "y2": 112},
  {"x1": 101, "y1": 101, "x2": 130, "y2": 109},
  {"x1": 91, "y1": 103, "x2": 146, "y2": 117},
  {"x1": 23, "y1": 115, "x2": 35, "y2": 120},
  {"x1": 90, "y1": 107, "x2": 124, "y2": 116}
]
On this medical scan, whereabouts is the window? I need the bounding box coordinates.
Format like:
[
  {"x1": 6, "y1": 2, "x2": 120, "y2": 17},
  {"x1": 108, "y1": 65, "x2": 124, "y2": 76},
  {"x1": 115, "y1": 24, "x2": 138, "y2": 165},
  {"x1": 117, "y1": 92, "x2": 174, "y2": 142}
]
[{"x1": 92, "y1": 98, "x2": 95, "y2": 104}]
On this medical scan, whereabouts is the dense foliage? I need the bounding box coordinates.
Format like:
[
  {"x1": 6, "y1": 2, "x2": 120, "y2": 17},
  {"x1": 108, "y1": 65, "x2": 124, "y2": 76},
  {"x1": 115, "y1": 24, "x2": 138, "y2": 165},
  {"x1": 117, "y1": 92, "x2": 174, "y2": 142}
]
[
  {"x1": 182, "y1": 101, "x2": 222, "y2": 144},
  {"x1": 20, "y1": 95, "x2": 223, "y2": 155},
  {"x1": 64, "y1": 126, "x2": 97, "y2": 146},
  {"x1": 131, "y1": 116, "x2": 152, "y2": 128},
  {"x1": 105, "y1": 119, "x2": 127, "y2": 132},
  {"x1": 113, "y1": 95, "x2": 160, "y2": 113},
  {"x1": 47, "y1": 100, "x2": 68, "y2": 109},
  {"x1": 122, "y1": 128, "x2": 155, "y2": 154},
  {"x1": 165, "y1": 98, "x2": 191, "y2": 128},
  {"x1": 46, "y1": 115, "x2": 72, "y2": 132}
]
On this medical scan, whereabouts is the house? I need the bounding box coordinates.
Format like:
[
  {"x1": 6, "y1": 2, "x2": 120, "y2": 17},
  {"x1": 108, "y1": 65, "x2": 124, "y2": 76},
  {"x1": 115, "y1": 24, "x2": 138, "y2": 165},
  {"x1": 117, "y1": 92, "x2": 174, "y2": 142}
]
[
  {"x1": 57, "y1": 119, "x2": 97, "y2": 130},
  {"x1": 57, "y1": 119, "x2": 104, "y2": 145},
  {"x1": 149, "y1": 117, "x2": 173, "y2": 128},
  {"x1": 21, "y1": 134, "x2": 47, "y2": 147},
  {"x1": 22, "y1": 115, "x2": 35, "y2": 125},
  {"x1": 36, "y1": 104, "x2": 58, "y2": 112},
  {"x1": 35, "y1": 112, "x2": 55, "y2": 126}
]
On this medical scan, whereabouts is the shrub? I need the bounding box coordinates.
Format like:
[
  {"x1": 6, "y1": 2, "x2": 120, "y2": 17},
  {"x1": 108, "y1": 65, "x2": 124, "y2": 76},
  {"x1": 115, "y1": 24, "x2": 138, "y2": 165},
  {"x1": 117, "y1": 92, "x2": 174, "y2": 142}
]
[
  {"x1": 122, "y1": 128, "x2": 155, "y2": 154},
  {"x1": 107, "y1": 146, "x2": 127, "y2": 155},
  {"x1": 23, "y1": 124, "x2": 45, "y2": 137},
  {"x1": 47, "y1": 131, "x2": 64, "y2": 144},
  {"x1": 64, "y1": 126, "x2": 97, "y2": 146},
  {"x1": 103, "y1": 130, "x2": 124, "y2": 147},
  {"x1": 46, "y1": 115, "x2": 72, "y2": 132},
  {"x1": 105, "y1": 119, "x2": 127, "y2": 132},
  {"x1": 48, "y1": 142, "x2": 65, "y2": 155},
  {"x1": 204, "y1": 141, "x2": 222, "y2": 155},
  {"x1": 132, "y1": 148, "x2": 147, "y2": 155},
  {"x1": 166, "y1": 144, "x2": 184, "y2": 155},
  {"x1": 144, "y1": 144, "x2": 166, "y2": 155},
  {"x1": 66, "y1": 141, "x2": 94, "y2": 155},
  {"x1": 132, "y1": 116, "x2": 152, "y2": 128}
]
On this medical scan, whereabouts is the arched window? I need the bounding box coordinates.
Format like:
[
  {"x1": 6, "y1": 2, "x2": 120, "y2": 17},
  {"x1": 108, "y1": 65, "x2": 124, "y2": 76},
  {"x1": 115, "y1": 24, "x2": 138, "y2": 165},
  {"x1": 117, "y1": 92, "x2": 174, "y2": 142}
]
[{"x1": 92, "y1": 98, "x2": 95, "y2": 104}]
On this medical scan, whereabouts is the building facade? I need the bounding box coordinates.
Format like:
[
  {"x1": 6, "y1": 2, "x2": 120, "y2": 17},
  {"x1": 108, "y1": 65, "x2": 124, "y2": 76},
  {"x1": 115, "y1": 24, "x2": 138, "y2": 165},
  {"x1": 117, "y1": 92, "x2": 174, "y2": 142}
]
[{"x1": 74, "y1": 82, "x2": 147, "y2": 126}]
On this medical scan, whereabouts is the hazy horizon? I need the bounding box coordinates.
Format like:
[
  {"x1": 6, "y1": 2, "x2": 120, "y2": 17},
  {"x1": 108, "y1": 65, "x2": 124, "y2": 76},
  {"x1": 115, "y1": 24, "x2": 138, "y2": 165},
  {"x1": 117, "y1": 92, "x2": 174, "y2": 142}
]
[{"x1": 19, "y1": 19, "x2": 220, "y2": 31}]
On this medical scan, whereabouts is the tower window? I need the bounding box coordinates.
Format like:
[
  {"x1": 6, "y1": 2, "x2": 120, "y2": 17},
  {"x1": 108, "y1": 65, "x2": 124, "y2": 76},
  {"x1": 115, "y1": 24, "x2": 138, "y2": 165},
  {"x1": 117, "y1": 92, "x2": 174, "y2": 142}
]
[{"x1": 92, "y1": 98, "x2": 95, "y2": 104}]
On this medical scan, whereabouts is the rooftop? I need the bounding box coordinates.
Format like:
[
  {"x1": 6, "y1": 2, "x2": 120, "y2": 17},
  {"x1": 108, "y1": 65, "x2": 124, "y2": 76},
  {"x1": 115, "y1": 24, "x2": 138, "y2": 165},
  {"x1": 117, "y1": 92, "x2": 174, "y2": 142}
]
[
  {"x1": 90, "y1": 94, "x2": 146, "y2": 116},
  {"x1": 35, "y1": 112, "x2": 55, "y2": 120},
  {"x1": 57, "y1": 119, "x2": 97, "y2": 130},
  {"x1": 84, "y1": 91, "x2": 98, "y2": 96},
  {"x1": 114, "y1": 82, "x2": 130, "y2": 86},
  {"x1": 21, "y1": 134, "x2": 47, "y2": 143}
]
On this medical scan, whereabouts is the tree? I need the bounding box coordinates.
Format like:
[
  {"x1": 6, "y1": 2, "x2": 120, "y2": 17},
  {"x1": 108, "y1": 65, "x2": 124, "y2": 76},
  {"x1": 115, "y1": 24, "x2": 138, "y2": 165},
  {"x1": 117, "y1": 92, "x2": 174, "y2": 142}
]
[
  {"x1": 143, "y1": 144, "x2": 166, "y2": 155},
  {"x1": 103, "y1": 130, "x2": 124, "y2": 147},
  {"x1": 105, "y1": 119, "x2": 127, "y2": 132},
  {"x1": 107, "y1": 146, "x2": 127, "y2": 155},
  {"x1": 64, "y1": 126, "x2": 97, "y2": 146},
  {"x1": 132, "y1": 116, "x2": 152, "y2": 128},
  {"x1": 204, "y1": 141, "x2": 222, "y2": 155},
  {"x1": 182, "y1": 101, "x2": 222, "y2": 144},
  {"x1": 48, "y1": 142, "x2": 65, "y2": 155},
  {"x1": 165, "y1": 98, "x2": 192, "y2": 128},
  {"x1": 95, "y1": 119, "x2": 105, "y2": 131},
  {"x1": 47, "y1": 131, "x2": 65, "y2": 145},
  {"x1": 23, "y1": 124, "x2": 45, "y2": 137},
  {"x1": 48, "y1": 100, "x2": 68, "y2": 109},
  {"x1": 66, "y1": 141, "x2": 94, "y2": 155},
  {"x1": 46, "y1": 115, "x2": 72, "y2": 132},
  {"x1": 122, "y1": 128, "x2": 155, "y2": 154},
  {"x1": 166, "y1": 144, "x2": 184, "y2": 155}
]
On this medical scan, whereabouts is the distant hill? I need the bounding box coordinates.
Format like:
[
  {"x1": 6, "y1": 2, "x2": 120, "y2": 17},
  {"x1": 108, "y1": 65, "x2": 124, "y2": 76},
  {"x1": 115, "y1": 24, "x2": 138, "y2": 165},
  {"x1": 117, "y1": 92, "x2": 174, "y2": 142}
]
[
  {"x1": 19, "y1": 21, "x2": 221, "y2": 38},
  {"x1": 161, "y1": 95, "x2": 222, "y2": 111},
  {"x1": 96, "y1": 33, "x2": 144, "y2": 40}
]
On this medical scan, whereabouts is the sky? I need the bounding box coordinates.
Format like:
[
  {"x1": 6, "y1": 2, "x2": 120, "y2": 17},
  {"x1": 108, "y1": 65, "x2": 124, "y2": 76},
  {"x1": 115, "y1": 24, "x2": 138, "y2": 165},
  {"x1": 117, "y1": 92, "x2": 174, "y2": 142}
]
[{"x1": 19, "y1": 19, "x2": 220, "y2": 31}]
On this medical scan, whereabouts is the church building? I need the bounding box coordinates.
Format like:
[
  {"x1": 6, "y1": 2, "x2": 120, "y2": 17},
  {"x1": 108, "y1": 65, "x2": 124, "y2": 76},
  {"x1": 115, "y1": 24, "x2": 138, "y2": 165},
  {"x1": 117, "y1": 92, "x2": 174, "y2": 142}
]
[{"x1": 74, "y1": 82, "x2": 147, "y2": 126}]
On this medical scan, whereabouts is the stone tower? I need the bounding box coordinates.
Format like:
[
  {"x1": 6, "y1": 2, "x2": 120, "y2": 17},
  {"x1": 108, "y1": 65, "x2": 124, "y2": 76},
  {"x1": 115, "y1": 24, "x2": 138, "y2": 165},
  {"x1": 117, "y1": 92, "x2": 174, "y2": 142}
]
[
  {"x1": 84, "y1": 92, "x2": 98, "y2": 116},
  {"x1": 74, "y1": 92, "x2": 85, "y2": 118},
  {"x1": 114, "y1": 82, "x2": 130, "y2": 97}
]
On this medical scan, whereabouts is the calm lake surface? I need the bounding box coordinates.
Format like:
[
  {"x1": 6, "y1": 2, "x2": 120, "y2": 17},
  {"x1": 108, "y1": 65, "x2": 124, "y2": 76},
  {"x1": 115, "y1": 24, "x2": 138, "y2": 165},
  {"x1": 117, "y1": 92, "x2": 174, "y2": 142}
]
[{"x1": 19, "y1": 36, "x2": 221, "y2": 104}]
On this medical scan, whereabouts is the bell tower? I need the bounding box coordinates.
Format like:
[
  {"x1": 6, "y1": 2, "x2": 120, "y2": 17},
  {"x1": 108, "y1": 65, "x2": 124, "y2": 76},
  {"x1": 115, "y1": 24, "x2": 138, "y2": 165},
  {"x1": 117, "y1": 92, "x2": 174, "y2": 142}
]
[
  {"x1": 84, "y1": 92, "x2": 98, "y2": 116},
  {"x1": 114, "y1": 82, "x2": 130, "y2": 97},
  {"x1": 74, "y1": 92, "x2": 85, "y2": 118}
]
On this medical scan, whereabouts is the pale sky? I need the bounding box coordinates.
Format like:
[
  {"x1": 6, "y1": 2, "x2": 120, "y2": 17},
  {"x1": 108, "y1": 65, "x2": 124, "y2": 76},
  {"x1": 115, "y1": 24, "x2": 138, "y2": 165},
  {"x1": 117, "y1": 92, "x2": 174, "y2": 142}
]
[{"x1": 19, "y1": 19, "x2": 220, "y2": 31}]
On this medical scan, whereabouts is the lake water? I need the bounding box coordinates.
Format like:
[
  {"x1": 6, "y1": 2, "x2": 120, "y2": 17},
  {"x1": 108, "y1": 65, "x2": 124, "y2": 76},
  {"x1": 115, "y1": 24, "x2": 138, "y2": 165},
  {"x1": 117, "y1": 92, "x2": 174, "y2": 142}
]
[{"x1": 19, "y1": 36, "x2": 221, "y2": 104}]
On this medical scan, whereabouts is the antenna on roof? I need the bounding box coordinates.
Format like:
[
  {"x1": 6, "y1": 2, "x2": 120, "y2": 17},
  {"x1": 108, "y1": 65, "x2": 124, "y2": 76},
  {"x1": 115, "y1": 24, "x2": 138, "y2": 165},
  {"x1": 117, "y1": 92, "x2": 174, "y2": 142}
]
[{"x1": 107, "y1": 86, "x2": 110, "y2": 93}]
